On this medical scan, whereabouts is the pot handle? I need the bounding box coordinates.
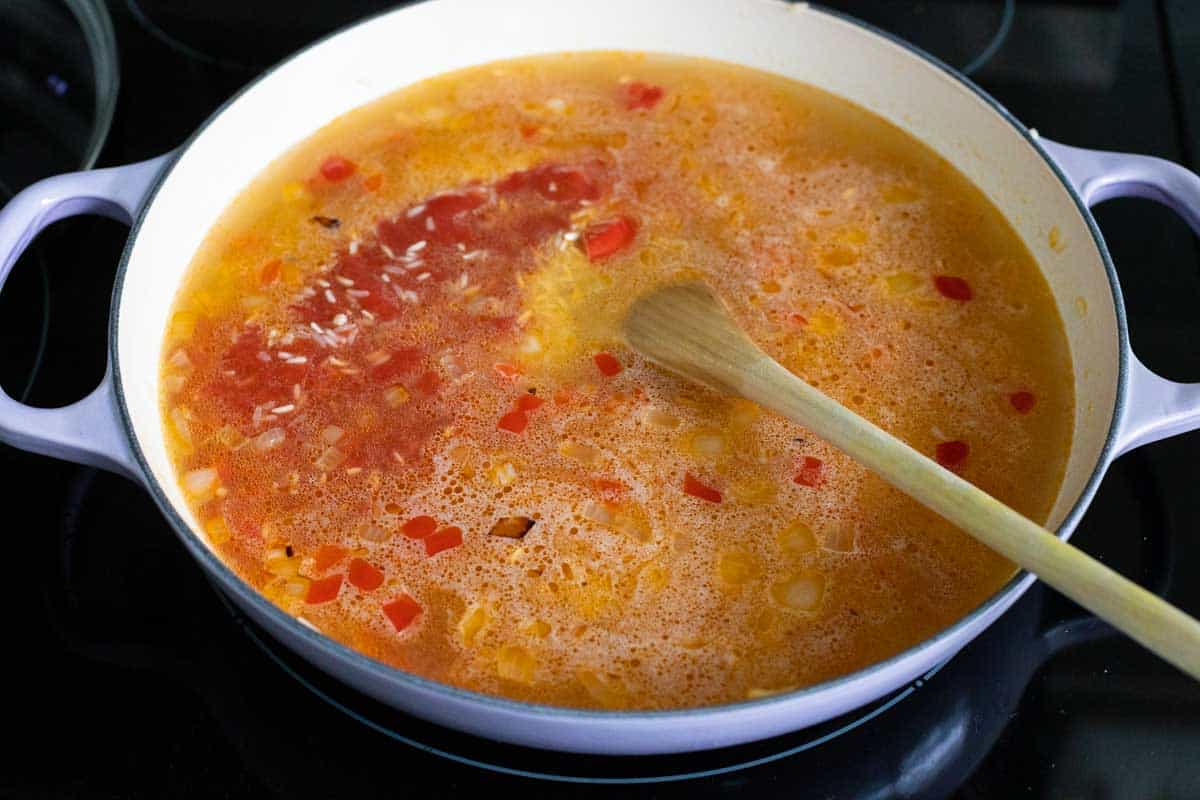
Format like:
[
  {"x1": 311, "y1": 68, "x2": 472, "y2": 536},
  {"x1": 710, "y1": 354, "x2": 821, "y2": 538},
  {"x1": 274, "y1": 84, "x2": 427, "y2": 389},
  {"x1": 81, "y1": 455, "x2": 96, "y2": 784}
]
[
  {"x1": 0, "y1": 154, "x2": 172, "y2": 481},
  {"x1": 1039, "y1": 137, "x2": 1200, "y2": 455}
]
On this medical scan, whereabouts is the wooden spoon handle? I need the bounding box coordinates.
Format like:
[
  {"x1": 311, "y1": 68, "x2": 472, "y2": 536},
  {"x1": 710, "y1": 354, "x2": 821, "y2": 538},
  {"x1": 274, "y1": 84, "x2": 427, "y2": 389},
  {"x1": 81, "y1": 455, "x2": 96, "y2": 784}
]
[
  {"x1": 748, "y1": 351, "x2": 1200, "y2": 680},
  {"x1": 624, "y1": 282, "x2": 1200, "y2": 679}
]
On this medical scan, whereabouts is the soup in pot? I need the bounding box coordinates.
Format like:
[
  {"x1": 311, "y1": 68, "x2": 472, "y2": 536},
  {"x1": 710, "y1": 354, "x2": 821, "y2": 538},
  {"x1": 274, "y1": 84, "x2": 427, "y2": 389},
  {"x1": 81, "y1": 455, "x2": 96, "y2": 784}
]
[{"x1": 160, "y1": 53, "x2": 1073, "y2": 709}]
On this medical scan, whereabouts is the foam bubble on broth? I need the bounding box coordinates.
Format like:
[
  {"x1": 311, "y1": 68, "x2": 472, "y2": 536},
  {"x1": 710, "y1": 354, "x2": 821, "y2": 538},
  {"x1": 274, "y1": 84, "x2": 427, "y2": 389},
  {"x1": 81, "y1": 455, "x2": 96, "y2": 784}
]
[{"x1": 160, "y1": 52, "x2": 1073, "y2": 709}]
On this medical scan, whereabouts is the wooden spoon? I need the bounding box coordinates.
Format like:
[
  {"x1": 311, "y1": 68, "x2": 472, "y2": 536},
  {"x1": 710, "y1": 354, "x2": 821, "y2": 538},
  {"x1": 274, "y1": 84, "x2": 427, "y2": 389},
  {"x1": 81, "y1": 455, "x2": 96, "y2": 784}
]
[{"x1": 624, "y1": 281, "x2": 1200, "y2": 680}]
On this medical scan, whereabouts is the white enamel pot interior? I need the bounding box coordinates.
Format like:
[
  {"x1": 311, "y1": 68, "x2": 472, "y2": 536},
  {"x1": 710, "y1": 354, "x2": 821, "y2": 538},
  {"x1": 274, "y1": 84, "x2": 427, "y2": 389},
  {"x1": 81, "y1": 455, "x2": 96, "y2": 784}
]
[{"x1": 87, "y1": 0, "x2": 1191, "y2": 754}]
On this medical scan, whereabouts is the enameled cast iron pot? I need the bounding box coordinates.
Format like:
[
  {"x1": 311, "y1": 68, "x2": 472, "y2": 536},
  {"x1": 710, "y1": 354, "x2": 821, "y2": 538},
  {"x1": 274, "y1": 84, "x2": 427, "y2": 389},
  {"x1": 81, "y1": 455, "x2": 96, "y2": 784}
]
[{"x1": 4, "y1": 0, "x2": 1200, "y2": 755}]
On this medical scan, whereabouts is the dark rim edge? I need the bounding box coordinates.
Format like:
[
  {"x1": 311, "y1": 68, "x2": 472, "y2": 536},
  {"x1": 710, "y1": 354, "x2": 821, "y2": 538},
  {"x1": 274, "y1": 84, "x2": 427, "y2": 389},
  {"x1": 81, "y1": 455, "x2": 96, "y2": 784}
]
[{"x1": 107, "y1": 0, "x2": 1130, "y2": 729}]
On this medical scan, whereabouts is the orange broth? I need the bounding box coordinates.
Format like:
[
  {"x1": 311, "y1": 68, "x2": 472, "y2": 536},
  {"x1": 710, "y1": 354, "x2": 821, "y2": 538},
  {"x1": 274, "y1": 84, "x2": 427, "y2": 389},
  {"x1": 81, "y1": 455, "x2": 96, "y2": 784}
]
[{"x1": 160, "y1": 53, "x2": 1074, "y2": 709}]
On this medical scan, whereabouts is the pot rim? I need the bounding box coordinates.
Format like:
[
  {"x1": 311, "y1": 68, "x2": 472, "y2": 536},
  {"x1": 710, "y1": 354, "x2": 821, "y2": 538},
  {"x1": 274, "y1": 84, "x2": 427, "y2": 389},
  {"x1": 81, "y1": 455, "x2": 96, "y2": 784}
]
[{"x1": 108, "y1": 0, "x2": 1129, "y2": 723}]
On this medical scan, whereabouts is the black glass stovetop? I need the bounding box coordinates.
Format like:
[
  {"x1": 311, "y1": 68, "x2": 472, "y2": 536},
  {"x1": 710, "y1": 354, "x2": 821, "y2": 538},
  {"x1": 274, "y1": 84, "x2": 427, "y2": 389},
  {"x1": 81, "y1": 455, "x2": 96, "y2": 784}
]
[{"x1": 2, "y1": 1, "x2": 1200, "y2": 797}]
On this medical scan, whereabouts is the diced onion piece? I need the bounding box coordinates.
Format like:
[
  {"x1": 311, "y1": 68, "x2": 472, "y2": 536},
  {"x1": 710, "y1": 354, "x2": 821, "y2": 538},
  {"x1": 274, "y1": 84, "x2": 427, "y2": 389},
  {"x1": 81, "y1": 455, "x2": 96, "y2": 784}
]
[
  {"x1": 203, "y1": 516, "x2": 231, "y2": 545},
  {"x1": 459, "y1": 605, "x2": 490, "y2": 646},
  {"x1": 488, "y1": 461, "x2": 518, "y2": 487},
  {"x1": 488, "y1": 516, "x2": 535, "y2": 539},
  {"x1": 163, "y1": 375, "x2": 186, "y2": 394},
  {"x1": 170, "y1": 407, "x2": 193, "y2": 446},
  {"x1": 612, "y1": 509, "x2": 652, "y2": 543},
  {"x1": 167, "y1": 348, "x2": 193, "y2": 371},
  {"x1": 384, "y1": 385, "x2": 410, "y2": 407},
  {"x1": 576, "y1": 668, "x2": 628, "y2": 709},
  {"x1": 523, "y1": 619, "x2": 551, "y2": 638},
  {"x1": 283, "y1": 577, "x2": 311, "y2": 598},
  {"x1": 730, "y1": 477, "x2": 777, "y2": 505},
  {"x1": 253, "y1": 427, "x2": 286, "y2": 452},
  {"x1": 639, "y1": 406, "x2": 678, "y2": 429},
  {"x1": 581, "y1": 500, "x2": 613, "y2": 526},
  {"x1": 321, "y1": 425, "x2": 345, "y2": 444},
  {"x1": 771, "y1": 572, "x2": 825, "y2": 612},
  {"x1": 265, "y1": 553, "x2": 301, "y2": 577},
  {"x1": 182, "y1": 467, "x2": 218, "y2": 498},
  {"x1": 729, "y1": 399, "x2": 761, "y2": 429},
  {"x1": 496, "y1": 644, "x2": 536, "y2": 684},
  {"x1": 315, "y1": 446, "x2": 345, "y2": 471},
  {"x1": 240, "y1": 294, "x2": 269, "y2": 310},
  {"x1": 717, "y1": 550, "x2": 758, "y2": 586},
  {"x1": 881, "y1": 271, "x2": 922, "y2": 295},
  {"x1": 777, "y1": 521, "x2": 817, "y2": 556},
  {"x1": 558, "y1": 440, "x2": 599, "y2": 464},
  {"x1": 822, "y1": 526, "x2": 857, "y2": 552},
  {"x1": 360, "y1": 524, "x2": 389, "y2": 542},
  {"x1": 687, "y1": 428, "x2": 725, "y2": 457},
  {"x1": 215, "y1": 426, "x2": 244, "y2": 449}
]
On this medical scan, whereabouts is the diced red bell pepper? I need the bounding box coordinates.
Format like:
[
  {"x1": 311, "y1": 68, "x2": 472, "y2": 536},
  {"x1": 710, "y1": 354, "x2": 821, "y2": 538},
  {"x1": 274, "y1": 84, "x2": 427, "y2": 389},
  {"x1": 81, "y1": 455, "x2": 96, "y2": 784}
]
[
  {"x1": 314, "y1": 544, "x2": 348, "y2": 572},
  {"x1": 593, "y1": 352, "x2": 623, "y2": 377},
  {"x1": 682, "y1": 472, "x2": 722, "y2": 503},
  {"x1": 1009, "y1": 391, "x2": 1037, "y2": 414},
  {"x1": 305, "y1": 574, "x2": 343, "y2": 604},
  {"x1": 933, "y1": 275, "x2": 973, "y2": 301},
  {"x1": 319, "y1": 155, "x2": 357, "y2": 182},
  {"x1": 348, "y1": 558, "x2": 384, "y2": 591},
  {"x1": 793, "y1": 456, "x2": 824, "y2": 488},
  {"x1": 582, "y1": 216, "x2": 637, "y2": 261},
  {"x1": 382, "y1": 593, "x2": 423, "y2": 632},
  {"x1": 498, "y1": 410, "x2": 529, "y2": 434},
  {"x1": 425, "y1": 526, "x2": 463, "y2": 556},
  {"x1": 936, "y1": 440, "x2": 970, "y2": 468},
  {"x1": 401, "y1": 515, "x2": 438, "y2": 539},
  {"x1": 623, "y1": 81, "x2": 664, "y2": 110},
  {"x1": 515, "y1": 394, "x2": 544, "y2": 412}
]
